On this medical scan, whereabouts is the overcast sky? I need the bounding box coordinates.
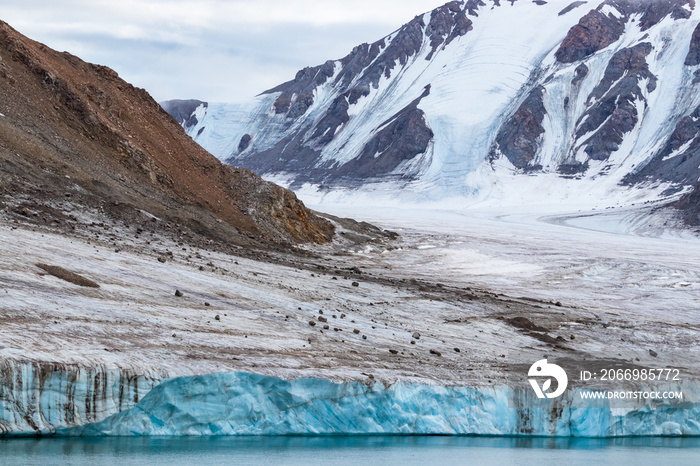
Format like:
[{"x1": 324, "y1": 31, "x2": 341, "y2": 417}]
[{"x1": 2, "y1": 0, "x2": 446, "y2": 103}]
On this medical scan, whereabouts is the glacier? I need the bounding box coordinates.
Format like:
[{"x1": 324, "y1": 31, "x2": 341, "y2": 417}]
[
  {"x1": 0, "y1": 360, "x2": 163, "y2": 436},
  {"x1": 2, "y1": 361, "x2": 698, "y2": 437},
  {"x1": 65, "y1": 371, "x2": 700, "y2": 437},
  {"x1": 2, "y1": 186, "x2": 700, "y2": 439}
]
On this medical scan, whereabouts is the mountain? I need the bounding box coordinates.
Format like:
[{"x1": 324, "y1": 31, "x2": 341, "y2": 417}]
[
  {"x1": 0, "y1": 20, "x2": 333, "y2": 246},
  {"x1": 169, "y1": 0, "x2": 700, "y2": 218},
  {"x1": 3, "y1": 12, "x2": 700, "y2": 440}
]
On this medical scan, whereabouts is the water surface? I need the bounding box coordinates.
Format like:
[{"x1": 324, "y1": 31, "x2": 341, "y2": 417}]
[{"x1": 2, "y1": 436, "x2": 700, "y2": 465}]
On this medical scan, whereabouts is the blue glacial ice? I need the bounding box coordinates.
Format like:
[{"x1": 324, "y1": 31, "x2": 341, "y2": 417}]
[
  {"x1": 61, "y1": 371, "x2": 700, "y2": 437},
  {"x1": 2, "y1": 359, "x2": 698, "y2": 437}
]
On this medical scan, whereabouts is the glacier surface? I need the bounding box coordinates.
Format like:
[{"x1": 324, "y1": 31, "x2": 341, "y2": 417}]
[{"x1": 2, "y1": 192, "x2": 700, "y2": 438}]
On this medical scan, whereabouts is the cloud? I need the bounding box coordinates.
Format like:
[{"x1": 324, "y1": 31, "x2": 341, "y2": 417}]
[{"x1": 0, "y1": 0, "x2": 446, "y2": 102}]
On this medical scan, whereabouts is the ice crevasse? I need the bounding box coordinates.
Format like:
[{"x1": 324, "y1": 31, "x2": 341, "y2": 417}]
[{"x1": 2, "y1": 361, "x2": 699, "y2": 437}]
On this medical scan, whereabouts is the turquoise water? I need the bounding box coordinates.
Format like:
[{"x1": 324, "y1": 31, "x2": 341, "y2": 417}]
[{"x1": 1, "y1": 436, "x2": 700, "y2": 465}]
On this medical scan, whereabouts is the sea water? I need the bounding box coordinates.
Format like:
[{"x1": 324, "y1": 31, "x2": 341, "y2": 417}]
[{"x1": 1, "y1": 436, "x2": 700, "y2": 466}]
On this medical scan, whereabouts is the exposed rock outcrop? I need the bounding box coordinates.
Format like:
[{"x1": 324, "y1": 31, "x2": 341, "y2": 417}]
[
  {"x1": 309, "y1": 95, "x2": 350, "y2": 146},
  {"x1": 556, "y1": 0, "x2": 691, "y2": 63},
  {"x1": 625, "y1": 105, "x2": 700, "y2": 187},
  {"x1": 685, "y1": 22, "x2": 700, "y2": 66},
  {"x1": 238, "y1": 133, "x2": 252, "y2": 153},
  {"x1": 491, "y1": 86, "x2": 546, "y2": 170},
  {"x1": 555, "y1": 7, "x2": 625, "y2": 63},
  {"x1": 575, "y1": 42, "x2": 656, "y2": 161},
  {"x1": 266, "y1": 60, "x2": 335, "y2": 118},
  {"x1": 425, "y1": 1, "x2": 473, "y2": 60},
  {"x1": 676, "y1": 178, "x2": 700, "y2": 225},
  {"x1": 559, "y1": 1, "x2": 588, "y2": 16}
]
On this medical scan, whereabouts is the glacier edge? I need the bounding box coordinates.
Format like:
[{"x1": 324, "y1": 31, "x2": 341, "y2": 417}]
[
  {"x1": 2, "y1": 360, "x2": 699, "y2": 438},
  {"x1": 62, "y1": 372, "x2": 700, "y2": 438}
]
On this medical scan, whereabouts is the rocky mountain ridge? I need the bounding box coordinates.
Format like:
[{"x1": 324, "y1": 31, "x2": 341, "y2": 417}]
[{"x1": 170, "y1": 0, "x2": 700, "y2": 224}]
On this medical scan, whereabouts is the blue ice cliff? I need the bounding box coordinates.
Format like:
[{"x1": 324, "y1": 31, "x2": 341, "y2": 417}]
[{"x1": 1, "y1": 360, "x2": 698, "y2": 437}]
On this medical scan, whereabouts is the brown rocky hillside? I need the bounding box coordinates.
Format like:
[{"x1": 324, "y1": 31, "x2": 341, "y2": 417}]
[{"x1": 0, "y1": 20, "x2": 333, "y2": 246}]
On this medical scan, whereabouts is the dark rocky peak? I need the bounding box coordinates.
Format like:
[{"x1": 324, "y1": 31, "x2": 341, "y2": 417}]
[
  {"x1": 263, "y1": 60, "x2": 335, "y2": 117},
  {"x1": 633, "y1": 0, "x2": 692, "y2": 30},
  {"x1": 465, "y1": 0, "x2": 487, "y2": 16},
  {"x1": 556, "y1": 0, "x2": 691, "y2": 63},
  {"x1": 587, "y1": 42, "x2": 656, "y2": 102},
  {"x1": 264, "y1": 60, "x2": 335, "y2": 97},
  {"x1": 351, "y1": 16, "x2": 425, "y2": 87},
  {"x1": 596, "y1": 0, "x2": 690, "y2": 28},
  {"x1": 555, "y1": 5, "x2": 627, "y2": 63},
  {"x1": 330, "y1": 41, "x2": 386, "y2": 104},
  {"x1": 262, "y1": 9, "x2": 433, "y2": 120},
  {"x1": 349, "y1": 2, "x2": 474, "y2": 82},
  {"x1": 262, "y1": 1, "x2": 488, "y2": 120},
  {"x1": 425, "y1": 2, "x2": 473, "y2": 59},
  {"x1": 160, "y1": 99, "x2": 207, "y2": 130}
]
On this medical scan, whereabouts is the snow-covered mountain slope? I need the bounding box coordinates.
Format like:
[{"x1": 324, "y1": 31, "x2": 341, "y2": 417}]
[{"x1": 168, "y1": 0, "x2": 700, "y2": 211}]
